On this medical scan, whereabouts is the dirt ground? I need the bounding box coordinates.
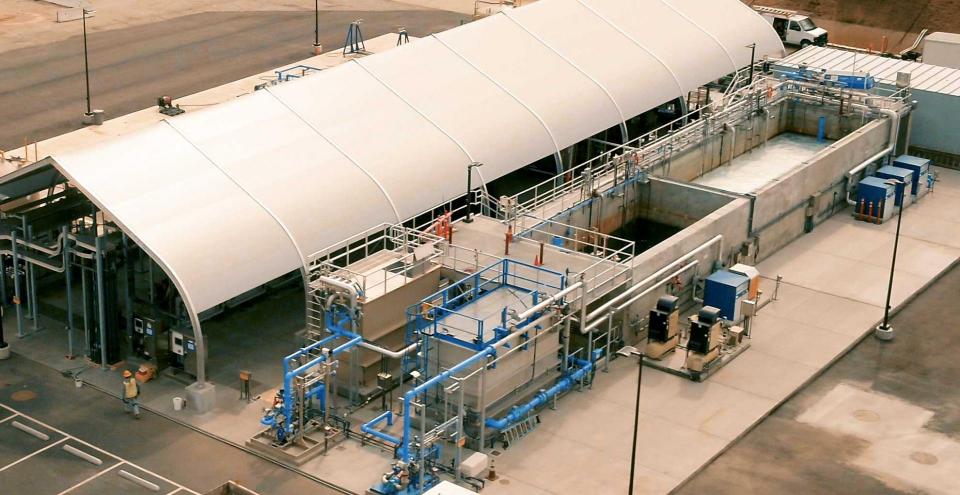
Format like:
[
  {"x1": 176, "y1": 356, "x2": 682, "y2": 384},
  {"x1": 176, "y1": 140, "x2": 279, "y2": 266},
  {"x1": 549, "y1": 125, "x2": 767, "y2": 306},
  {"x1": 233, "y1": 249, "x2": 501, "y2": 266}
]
[{"x1": 742, "y1": 0, "x2": 960, "y2": 51}]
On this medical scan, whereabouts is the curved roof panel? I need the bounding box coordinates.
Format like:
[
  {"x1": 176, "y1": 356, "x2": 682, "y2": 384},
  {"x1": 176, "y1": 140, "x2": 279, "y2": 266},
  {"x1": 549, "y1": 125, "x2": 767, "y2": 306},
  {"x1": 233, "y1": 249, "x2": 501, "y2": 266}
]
[
  {"x1": 56, "y1": 124, "x2": 302, "y2": 312},
  {"x1": 357, "y1": 37, "x2": 557, "y2": 182},
  {"x1": 52, "y1": 0, "x2": 783, "y2": 313}
]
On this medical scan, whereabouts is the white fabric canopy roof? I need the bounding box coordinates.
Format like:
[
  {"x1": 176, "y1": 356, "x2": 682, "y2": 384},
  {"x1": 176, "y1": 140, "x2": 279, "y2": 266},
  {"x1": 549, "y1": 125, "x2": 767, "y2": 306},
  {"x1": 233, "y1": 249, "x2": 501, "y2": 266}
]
[{"x1": 53, "y1": 0, "x2": 783, "y2": 315}]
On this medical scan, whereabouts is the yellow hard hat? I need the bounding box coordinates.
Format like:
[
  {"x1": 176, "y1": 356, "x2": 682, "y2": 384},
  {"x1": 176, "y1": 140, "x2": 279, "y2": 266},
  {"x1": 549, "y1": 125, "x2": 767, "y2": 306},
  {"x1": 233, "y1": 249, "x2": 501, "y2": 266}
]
[{"x1": 123, "y1": 370, "x2": 132, "y2": 378}]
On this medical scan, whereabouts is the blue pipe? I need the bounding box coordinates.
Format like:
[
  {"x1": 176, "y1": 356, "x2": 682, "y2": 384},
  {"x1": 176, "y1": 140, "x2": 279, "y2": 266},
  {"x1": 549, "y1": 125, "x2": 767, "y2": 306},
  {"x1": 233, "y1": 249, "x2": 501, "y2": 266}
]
[
  {"x1": 282, "y1": 314, "x2": 363, "y2": 433},
  {"x1": 283, "y1": 333, "x2": 340, "y2": 374},
  {"x1": 361, "y1": 411, "x2": 401, "y2": 445},
  {"x1": 399, "y1": 345, "x2": 497, "y2": 462},
  {"x1": 484, "y1": 358, "x2": 593, "y2": 431}
]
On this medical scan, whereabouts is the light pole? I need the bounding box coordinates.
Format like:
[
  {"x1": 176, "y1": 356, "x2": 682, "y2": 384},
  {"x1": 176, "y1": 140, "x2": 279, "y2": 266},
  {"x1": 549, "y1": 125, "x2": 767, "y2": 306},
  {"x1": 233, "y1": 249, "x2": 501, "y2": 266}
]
[
  {"x1": 875, "y1": 178, "x2": 905, "y2": 341},
  {"x1": 313, "y1": 0, "x2": 322, "y2": 55},
  {"x1": 617, "y1": 345, "x2": 644, "y2": 495},
  {"x1": 464, "y1": 162, "x2": 483, "y2": 223},
  {"x1": 80, "y1": 8, "x2": 103, "y2": 125},
  {"x1": 82, "y1": 8, "x2": 92, "y2": 116}
]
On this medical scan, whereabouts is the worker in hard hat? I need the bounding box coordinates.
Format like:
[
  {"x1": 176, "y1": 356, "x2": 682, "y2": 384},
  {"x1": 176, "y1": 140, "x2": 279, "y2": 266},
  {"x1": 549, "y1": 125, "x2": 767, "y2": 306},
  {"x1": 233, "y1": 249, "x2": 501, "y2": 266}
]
[{"x1": 121, "y1": 370, "x2": 141, "y2": 419}]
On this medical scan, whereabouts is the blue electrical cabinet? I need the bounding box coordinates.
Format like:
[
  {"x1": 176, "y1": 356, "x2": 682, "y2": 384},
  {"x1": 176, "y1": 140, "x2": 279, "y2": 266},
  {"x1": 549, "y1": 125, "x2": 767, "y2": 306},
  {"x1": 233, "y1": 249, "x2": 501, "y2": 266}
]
[
  {"x1": 893, "y1": 154, "x2": 932, "y2": 197},
  {"x1": 856, "y1": 176, "x2": 896, "y2": 223},
  {"x1": 874, "y1": 166, "x2": 914, "y2": 207},
  {"x1": 703, "y1": 270, "x2": 750, "y2": 322}
]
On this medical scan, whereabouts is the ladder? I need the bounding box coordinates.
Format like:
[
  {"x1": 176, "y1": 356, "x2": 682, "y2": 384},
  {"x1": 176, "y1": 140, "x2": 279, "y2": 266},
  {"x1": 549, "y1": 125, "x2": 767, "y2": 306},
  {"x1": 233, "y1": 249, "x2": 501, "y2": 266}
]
[
  {"x1": 752, "y1": 5, "x2": 797, "y2": 17},
  {"x1": 500, "y1": 415, "x2": 540, "y2": 449}
]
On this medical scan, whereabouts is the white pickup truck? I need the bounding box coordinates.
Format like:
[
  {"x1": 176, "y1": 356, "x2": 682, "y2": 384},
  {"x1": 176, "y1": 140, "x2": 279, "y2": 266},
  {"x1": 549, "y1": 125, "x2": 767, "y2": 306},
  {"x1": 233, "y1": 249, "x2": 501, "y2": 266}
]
[{"x1": 754, "y1": 6, "x2": 828, "y2": 47}]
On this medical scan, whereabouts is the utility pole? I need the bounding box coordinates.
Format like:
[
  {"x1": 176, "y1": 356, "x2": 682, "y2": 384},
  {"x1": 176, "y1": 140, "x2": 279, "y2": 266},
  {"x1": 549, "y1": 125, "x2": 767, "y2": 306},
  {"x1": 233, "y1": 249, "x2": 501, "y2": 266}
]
[{"x1": 747, "y1": 42, "x2": 757, "y2": 84}]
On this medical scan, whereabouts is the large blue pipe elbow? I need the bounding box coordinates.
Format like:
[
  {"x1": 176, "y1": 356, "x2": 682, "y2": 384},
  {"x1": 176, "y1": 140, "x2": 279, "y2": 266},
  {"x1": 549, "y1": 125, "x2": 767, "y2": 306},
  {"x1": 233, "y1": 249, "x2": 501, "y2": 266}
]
[
  {"x1": 361, "y1": 411, "x2": 401, "y2": 445},
  {"x1": 362, "y1": 426, "x2": 401, "y2": 446},
  {"x1": 485, "y1": 358, "x2": 592, "y2": 431}
]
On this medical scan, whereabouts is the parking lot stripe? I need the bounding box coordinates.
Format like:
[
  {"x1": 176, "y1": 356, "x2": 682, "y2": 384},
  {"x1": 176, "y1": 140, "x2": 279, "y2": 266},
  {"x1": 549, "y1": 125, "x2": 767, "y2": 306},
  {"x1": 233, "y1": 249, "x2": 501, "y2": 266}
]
[
  {"x1": 0, "y1": 437, "x2": 68, "y2": 472},
  {"x1": 0, "y1": 413, "x2": 16, "y2": 425},
  {"x1": 56, "y1": 462, "x2": 124, "y2": 495},
  {"x1": 0, "y1": 403, "x2": 202, "y2": 495}
]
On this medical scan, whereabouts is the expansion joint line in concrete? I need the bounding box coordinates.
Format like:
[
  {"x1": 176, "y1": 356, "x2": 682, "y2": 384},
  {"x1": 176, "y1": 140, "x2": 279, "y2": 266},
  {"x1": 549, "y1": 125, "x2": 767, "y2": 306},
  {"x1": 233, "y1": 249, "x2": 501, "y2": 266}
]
[
  {"x1": 429, "y1": 33, "x2": 565, "y2": 169},
  {"x1": 573, "y1": 0, "x2": 687, "y2": 107},
  {"x1": 500, "y1": 9, "x2": 630, "y2": 141},
  {"x1": 262, "y1": 88, "x2": 403, "y2": 224},
  {"x1": 351, "y1": 59, "x2": 490, "y2": 194}
]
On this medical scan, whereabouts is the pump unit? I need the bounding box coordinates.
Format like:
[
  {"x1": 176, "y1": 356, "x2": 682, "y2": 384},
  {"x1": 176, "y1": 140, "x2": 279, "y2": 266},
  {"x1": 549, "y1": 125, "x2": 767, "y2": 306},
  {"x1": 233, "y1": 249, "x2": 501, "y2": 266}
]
[
  {"x1": 874, "y1": 166, "x2": 914, "y2": 208},
  {"x1": 686, "y1": 307, "x2": 722, "y2": 373},
  {"x1": 703, "y1": 271, "x2": 750, "y2": 322},
  {"x1": 646, "y1": 295, "x2": 679, "y2": 360},
  {"x1": 893, "y1": 155, "x2": 932, "y2": 198},
  {"x1": 855, "y1": 176, "x2": 896, "y2": 223}
]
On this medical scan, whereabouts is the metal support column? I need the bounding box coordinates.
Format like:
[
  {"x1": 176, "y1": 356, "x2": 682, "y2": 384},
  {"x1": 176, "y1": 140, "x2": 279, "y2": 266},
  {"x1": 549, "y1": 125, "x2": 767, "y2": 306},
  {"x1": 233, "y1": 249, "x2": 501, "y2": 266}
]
[
  {"x1": 478, "y1": 359, "x2": 487, "y2": 452},
  {"x1": 11, "y1": 231, "x2": 23, "y2": 337},
  {"x1": 81, "y1": 260, "x2": 90, "y2": 355},
  {"x1": 0, "y1": 254, "x2": 6, "y2": 307},
  {"x1": 604, "y1": 311, "x2": 614, "y2": 373},
  {"x1": 95, "y1": 235, "x2": 108, "y2": 370},
  {"x1": 63, "y1": 226, "x2": 74, "y2": 358},
  {"x1": 576, "y1": 273, "x2": 587, "y2": 380},
  {"x1": 455, "y1": 378, "x2": 465, "y2": 482},
  {"x1": 122, "y1": 234, "x2": 133, "y2": 343},
  {"x1": 26, "y1": 225, "x2": 39, "y2": 331}
]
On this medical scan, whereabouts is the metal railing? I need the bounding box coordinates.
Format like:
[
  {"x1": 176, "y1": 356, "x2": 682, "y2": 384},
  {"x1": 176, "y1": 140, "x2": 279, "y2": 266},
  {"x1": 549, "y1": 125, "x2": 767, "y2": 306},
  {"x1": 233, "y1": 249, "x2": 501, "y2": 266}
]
[
  {"x1": 305, "y1": 223, "x2": 446, "y2": 330},
  {"x1": 409, "y1": 258, "x2": 565, "y2": 349},
  {"x1": 503, "y1": 75, "x2": 910, "y2": 234},
  {"x1": 516, "y1": 217, "x2": 634, "y2": 297}
]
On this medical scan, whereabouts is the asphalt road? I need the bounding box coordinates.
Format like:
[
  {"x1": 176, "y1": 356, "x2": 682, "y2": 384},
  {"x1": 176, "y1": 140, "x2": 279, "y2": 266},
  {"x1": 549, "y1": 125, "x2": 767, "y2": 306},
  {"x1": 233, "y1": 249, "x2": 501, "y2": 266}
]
[
  {"x1": 0, "y1": 354, "x2": 350, "y2": 494},
  {"x1": 0, "y1": 9, "x2": 467, "y2": 151}
]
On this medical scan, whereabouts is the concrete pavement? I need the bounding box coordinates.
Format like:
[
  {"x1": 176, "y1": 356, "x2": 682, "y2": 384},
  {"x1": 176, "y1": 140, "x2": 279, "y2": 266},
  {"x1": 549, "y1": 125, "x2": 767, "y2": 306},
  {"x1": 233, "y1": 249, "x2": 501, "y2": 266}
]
[{"x1": 679, "y1": 248, "x2": 960, "y2": 495}]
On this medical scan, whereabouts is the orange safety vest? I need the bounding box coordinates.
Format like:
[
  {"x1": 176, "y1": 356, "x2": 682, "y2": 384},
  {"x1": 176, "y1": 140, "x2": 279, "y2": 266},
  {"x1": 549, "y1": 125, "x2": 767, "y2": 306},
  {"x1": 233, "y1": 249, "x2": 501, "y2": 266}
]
[{"x1": 123, "y1": 378, "x2": 139, "y2": 399}]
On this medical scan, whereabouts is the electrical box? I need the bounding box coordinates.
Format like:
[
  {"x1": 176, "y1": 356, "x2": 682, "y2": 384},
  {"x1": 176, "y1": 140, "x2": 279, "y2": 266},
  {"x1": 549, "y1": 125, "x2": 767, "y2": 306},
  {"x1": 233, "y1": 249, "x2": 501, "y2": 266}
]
[
  {"x1": 855, "y1": 176, "x2": 896, "y2": 223},
  {"x1": 893, "y1": 154, "x2": 932, "y2": 198},
  {"x1": 171, "y1": 330, "x2": 185, "y2": 356},
  {"x1": 132, "y1": 316, "x2": 169, "y2": 371},
  {"x1": 728, "y1": 264, "x2": 761, "y2": 300},
  {"x1": 703, "y1": 271, "x2": 750, "y2": 322},
  {"x1": 169, "y1": 330, "x2": 207, "y2": 380},
  {"x1": 874, "y1": 166, "x2": 914, "y2": 207}
]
